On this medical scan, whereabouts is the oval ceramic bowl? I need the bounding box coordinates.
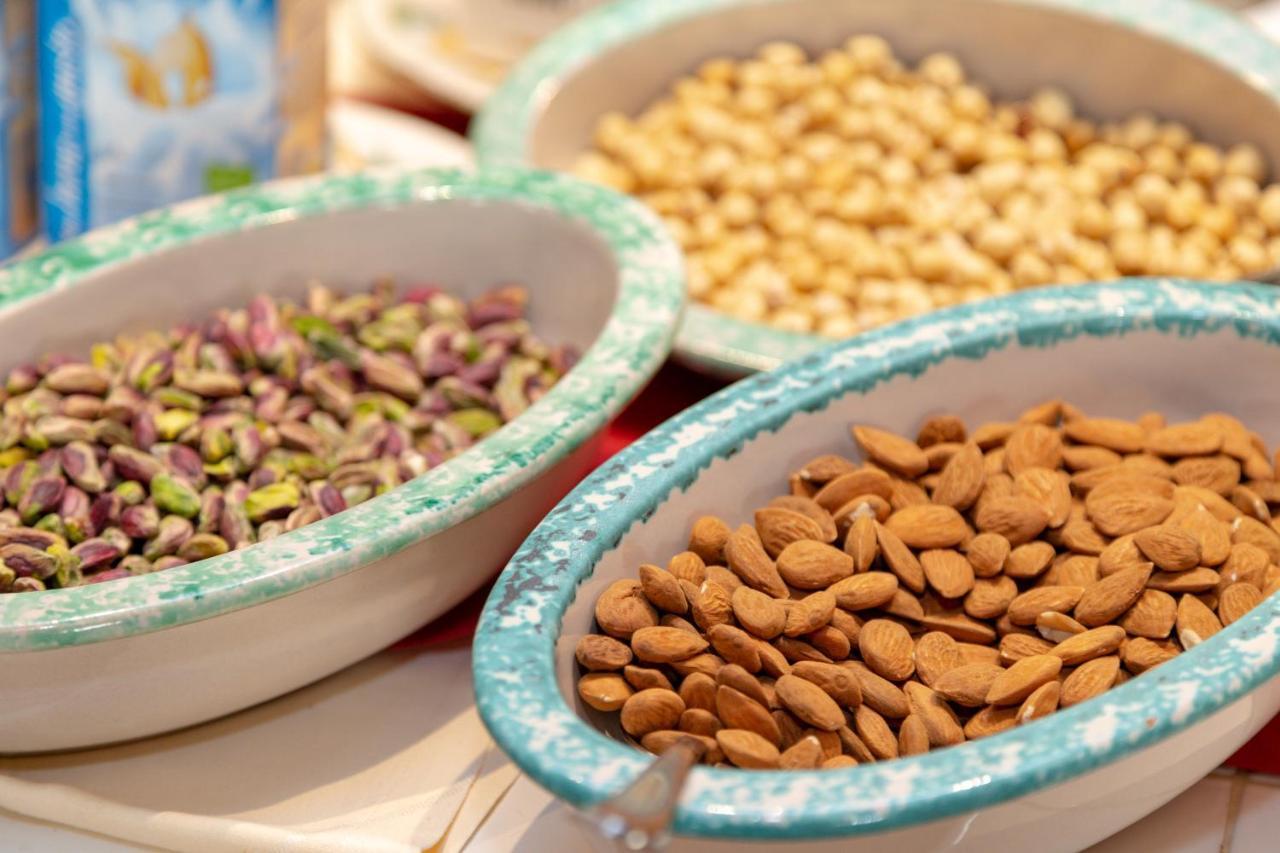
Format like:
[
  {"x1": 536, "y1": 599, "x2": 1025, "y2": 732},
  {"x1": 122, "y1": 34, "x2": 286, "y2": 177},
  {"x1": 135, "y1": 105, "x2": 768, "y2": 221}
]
[
  {"x1": 473, "y1": 0, "x2": 1280, "y2": 377},
  {"x1": 0, "y1": 167, "x2": 684, "y2": 754},
  {"x1": 475, "y1": 279, "x2": 1280, "y2": 851}
]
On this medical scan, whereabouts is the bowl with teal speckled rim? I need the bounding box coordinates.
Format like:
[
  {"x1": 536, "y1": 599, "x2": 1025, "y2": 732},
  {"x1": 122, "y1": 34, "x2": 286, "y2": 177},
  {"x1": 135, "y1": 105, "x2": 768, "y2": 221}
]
[
  {"x1": 0, "y1": 167, "x2": 684, "y2": 754},
  {"x1": 473, "y1": 0, "x2": 1280, "y2": 378},
  {"x1": 475, "y1": 279, "x2": 1280, "y2": 850}
]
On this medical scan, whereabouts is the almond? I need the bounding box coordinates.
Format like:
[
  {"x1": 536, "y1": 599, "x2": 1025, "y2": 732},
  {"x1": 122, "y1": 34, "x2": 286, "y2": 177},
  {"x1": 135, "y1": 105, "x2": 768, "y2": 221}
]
[
  {"x1": 678, "y1": 709, "x2": 722, "y2": 738},
  {"x1": 853, "y1": 425, "x2": 929, "y2": 477},
  {"x1": 974, "y1": 494, "x2": 1051, "y2": 545},
  {"x1": 1017, "y1": 680, "x2": 1060, "y2": 723},
  {"x1": 1233, "y1": 484, "x2": 1274, "y2": 521},
  {"x1": 1015, "y1": 467, "x2": 1072, "y2": 527},
  {"x1": 829, "y1": 571, "x2": 898, "y2": 610},
  {"x1": 691, "y1": 581, "x2": 734, "y2": 631},
  {"x1": 933, "y1": 442, "x2": 986, "y2": 510},
  {"x1": 716, "y1": 685, "x2": 782, "y2": 745},
  {"x1": 1118, "y1": 589, "x2": 1177, "y2": 638},
  {"x1": 918, "y1": 609, "x2": 998, "y2": 644},
  {"x1": 774, "y1": 636, "x2": 832, "y2": 665},
  {"x1": 904, "y1": 681, "x2": 964, "y2": 746},
  {"x1": 797, "y1": 454, "x2": 858, "y2": 485},
  {"x1": 755, "y1": 639, "x2": 791, "y2": 677},
  {"x1": 1122, "y1": 637, "x2": 1179, "y2": 673},
  {"x1": 933, "y1": 663, "x2": 1004, "y2": 707},
  {"x1": 858, "y1": 618, "x2": 916, "y2": 681},
  {"x1": 1132, "y1": 525, "x2": 1200, "y2": 571},
  {"x1": 1063, "y1": 445, "x2": 1123, "y2": 471},
  {"x1": 754, "y1": 507, "x2": 826, "y2": 559},
  {"x1": 828, "y1": 608, "x2": 863, "y2": 644},
  {"x1": 1055, "y1": 518, "x2": 1110, "y2": 556},
  {"x1": 779, "y1": 735, "x2": 825, "y2": 769},
  {"x1": 707, "y1": 624, "x2": 763, "y2": 671},
  {"x1": 1064, "y1": 418, "x2": 1146, "y2": 453},
  {"x1": 918, "y1": 415, "x2": 967, "y2": 447},
  {"x1": 1035, "y1": 611, "x2": 1087, "y2": 643},
  {"x1": 1048, "y1": 625, "x2": 1125, "y2": 664},
  {"x1": 999, "y1": 633, "x2": 1055, "y2": 665},
  {"x1": 668, "y1": 551, "x2": 707, "y2": 585},
  {"x1": 986, "y1": 654, "x2": 1062, "y2": 705},
  {"x1": 791, "y1": 660, "x2": 862, "y2": 708},
  {"x1": 958, "y1": 642, "x2": 1003, "y2": 667},
  {"x1": 883, "y1": 588, "x2": 926, "y2": 621},
  {"x1": 1172, "y1": 455, "x2": 1241, "y2": 496},
  {"x1": 1145, "y1": 421, "x2": 1223, "y2": 457},
  {"x1": 724, "y1": 525, "x2": 788, "y2": 598},
  {"x1": 784, "y1": 589, "x2": 836, "y2": 637},
  {"x1": 575, "y1": 634, "x2": 633, "y2": 671},
  {"x1": 1176, "y1": 594, "x2": 1222, "y2": 650},
  {"x1": 1099, "y1": 534, "x2": 1145, "y2": 576},
  {"x1": 777, "y1": 540, "x2": 854, "y2": 589},
  {"x1": 728, "y1": 585, "x2": 786, "y2": 640},
  {"x1": 688, "y1": 516, "x2": 731, "y2": 565},
  {"x1": 884, "y1": 504, "x2": 970, "y2": 549},
  {"x1": 898, "y1": 715, "x2": 931, "y2": 756},
  {"x1": 972, "y1": 421, "x2": 1016, "y2": 449},
  {"x1": 1221, "y1": 543, "x2": 1270, "y2": 589},
  {"x1": 717, "y1": 663, "x2": 770, "y2": 707},
  {"x1": 876, "y1": 521, "x2": 926, "y2": 593},
  {"x1": 1074, "y1": 564, "x2": 1151, "y2": 626},
  {"x1": 1219, "y1": 582, "x2": 1263, "y2": 626},
  {"x1": 716, "y1": 729, "x2": 781, "y2": 769},
  {"x1": 1048, "y1": 555, "x2": 1100, "y2": 588},
  {"x1": 671, "y1": 654, "x2": 725, "y2": 679},
  {"x1": 843, "y1": 661, "x2": 910, "y2": 718},
  {"x1": 806, "y1": 625, "x2": 852, "y2": 660},
  {"x1": 1005, "y1": 541, "x2": 1056, "y2": 579},
  {"x1": 1060, "y1": 655, "x2": 1121, "y2": 707},
  {"x1": 1004, "y1": 424, "x2": 1063, "y2": 475},
  {"x1": 1006, "y1": 585, "x2": 1085, "y2": 625},
  {"x1": 814, "y1": 468, "x2": 894, "y2": 511},
  {"x1": 641, "y1": 730, "x2": 722, "y2": 764},
  {"x1": 594, "y1": 579, "x2": 660, "y2": 640},
  {"x1": 1231, "y1": 515, "x2": 1280, "y2": 562},
  {"x1": 1174, "y1": 504, "x2": 1231, "y2": 567},
  {"x1": 853, "y1": 705, "x2": 899, "y2": 759},
  {"x1": 578, "y1": 673, "x2": 634, "y2": 711},
  {"x1": 625, "y1": 665, "x2": 673, "y2": 692},
  {"x1": 1085, "y1": 480, "x2": 1175, "y2": 536},
  {"x1": 914, "y1": 631, "x2": 963, "y2": 687},
  {"x1": 704, "y1": 565, "x2": 742, "y2": 594},
  {"x1": 965, "y1": 532, "x2": 1010, "y2": 577},
  {"x1": 770, "y1": 495, "x2": 839, "y2": 541},
  {"x1": 620, "y1": 688, "x2": 685, "y2": 736},
  {"x1": 1178, "y1": 485, "x2": 1243, "y2": 523},
  {"x1": 918, "y1": 548, "x2": 976, "y2": 598},
  {"x1": 964, "y1": 705, "x2": 1020, "y2": 739},
  {"x1": 844, "y1": 513, "x2": 879, "y2": 571},
  {"x1": 638, "y1": 564, "x2": 689, "y2": 613},
  {"x1": 1147, "y1": 567, "x2": 1220, "y2": 593},
  {"x1": 775, "y1": 674, "x2": 845, "y2": 731}
]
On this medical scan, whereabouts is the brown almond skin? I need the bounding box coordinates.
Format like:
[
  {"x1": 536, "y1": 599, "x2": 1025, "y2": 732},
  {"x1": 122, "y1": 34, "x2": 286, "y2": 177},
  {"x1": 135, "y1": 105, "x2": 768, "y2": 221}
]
[
  {"x1": 853, "y1": 705, "x2": 899, "y2": 759},
  {"x1": 688, "y1": 516, "x2": 731, "y2": 565},
  {"x1": 578, "y1": 673, "x2": 634, "y2": 712},
  {"x1": 876, "y1": 522, "x2": 926, "y2": 593},
  {"x1": 932, "y1": 664, "x2": 1004, "y2": 708},
  {"x1": 708, "y1": 623, "x2": 763, "y2": 671},
  {"x1": 884, "y1": 504, "x2": 970, "y2": 549},
  {"x1": 779, "y1": 735, "x2": 825, "y2": 769},
  {"x1": 575, "y1": 634, "x2": 634, "y2": 671},
  {"x1": 1074, "y1": 564, "x2": 1153, "y2": 626},
  {"x1": 1132, "y1": 526, "x2": 1201, "y2": 572},
  {"x1": 784, "y1": 589, "x2": 837, "y2": 637},
  {"x1": 640, "y1": 730, "x2": 723, "y2": 764},
  {"x1": 814, "y1": 468, "x2": 894, "y2": 511},
  {"x1": 920, "y1": 548, "x2": 977, "y2": 598},
  {"x1": 933, "y1": 442, "x2": 986, "y2": 510},
  {"x1": 624, "y1": 666, "x2": 673, "y2": 692},
  {"x1": 858, "y1": 619, "x2": 916, "y2": 682},
  {"x1": 678, "y1": 672, "x2": 717, "y2": 712},
  {"x1": 1017, "y1": 680, "x2": 1061, "y2": 723},
  {"x1": 1006, "y1": 585, "x2": 1086, "y2": 625},
  {"x1": 964, "y1": 705, "x2": 1020, "y2": 739},
  {"x1": 904, "y1": 681, "x2": 965, "y2": 746},
  {"x1": 852, "y1": 425, "x2": 929, "y2": 477},
  {"x1": 716, "y1": 685, "x2": 782, "y2": 746},
  {"x1": 986, "y1": 655, "x2": 1063, "y2": 706},
  {"x1": 595, "y1": 579, "x2": 659, "y2": 639},
  {"x1": 620, "y1": 689, "x2": 685, "y2": 737},
  {"x1": 829, "y1": 571, "x2": 899, "y2": 610},
  {"x1": 913, "y1": 631, "x2": 963, "y2": 687},
  {"x1": 631, "y1": 626, "x2": 710, "y2": 663},
  {"x1": 791, "y1": 660, "x2": 863, "y2": 708},
  {"x1": 716, "y1": 663, "x2": 770, "y2": 706},
  {"x1": 1060, "y1": 656, "x2": 1121, "y2": 707},
  {"x1": 716, "y1": 729, "x2": 781, "y2": 769},
  {"x1": 899, "y1": 715, "x2": 931, "y2": 756},
  {"x1": 775, "y1": 674, "x2": 846, "y2": 731},
  {"x1": 723, "y1": 525, "x2": 789, "y2": 598},
  {"x1": 1048, "y1": 625, "x2": 1126, "y2": 665},
  {"x1": 842, "y1": 661, "x2": 910, "y2": 718},
  {"x1": 679, "y1": 708, "x2": 723, "y2": 738},
  {"x1": 755, "y1": 507, "x2": 826, "y2": 558},
  {"x1": 1118, "y1": 589, "x2": 1177, "y2": 638},
  {"x1": 1220, "y1": 582, "x2": 1263, "y2": 626},
  {"x1": 730, "y1": 586, "x2": 787, "y2": 639},
  {"x1": 965, "y1": 531, "x2": 1010, "y2": 577},
  {"x1": 778, "y1": 540, "x2": 854, "y2": 589}
]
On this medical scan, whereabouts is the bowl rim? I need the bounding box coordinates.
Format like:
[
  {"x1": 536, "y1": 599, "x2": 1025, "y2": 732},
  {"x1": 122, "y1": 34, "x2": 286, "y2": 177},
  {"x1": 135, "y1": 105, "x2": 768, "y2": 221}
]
[
  {"x1": 471, "y1": 0, "x2": 1280, "y2": 376},
  {"x1": 0, "y1": 167, "x2": 686, "y2": 652},
  {"x1": 473, "y1": 278, "x2": 1280, "y2": 839}
]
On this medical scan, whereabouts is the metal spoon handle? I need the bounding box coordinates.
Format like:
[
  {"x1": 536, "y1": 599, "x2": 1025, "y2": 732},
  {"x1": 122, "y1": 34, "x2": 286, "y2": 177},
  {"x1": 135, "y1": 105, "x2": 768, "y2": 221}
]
[{"x1": 586, "y1": 737, "x2": 704, "y2": 851}]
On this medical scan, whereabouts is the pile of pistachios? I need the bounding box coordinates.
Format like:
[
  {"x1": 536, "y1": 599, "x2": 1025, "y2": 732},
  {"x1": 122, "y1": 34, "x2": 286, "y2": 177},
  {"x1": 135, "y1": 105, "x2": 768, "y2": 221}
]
[{"x1": 0, "y1": 281, "x2": 577, "y2": 593}]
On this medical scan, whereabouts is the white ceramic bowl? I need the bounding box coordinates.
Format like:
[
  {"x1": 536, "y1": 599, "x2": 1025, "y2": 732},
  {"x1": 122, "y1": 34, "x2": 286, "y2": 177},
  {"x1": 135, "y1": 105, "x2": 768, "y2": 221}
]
[
  {"x1": 474, "y1": 0, "x2": 1280, "y2": 377},
  {"x1": 475, "y1": 279, "x2": 1280, "y2": 850},
  {"x1": 0, "y1": 168, "x2": 684, "y2": 754}
]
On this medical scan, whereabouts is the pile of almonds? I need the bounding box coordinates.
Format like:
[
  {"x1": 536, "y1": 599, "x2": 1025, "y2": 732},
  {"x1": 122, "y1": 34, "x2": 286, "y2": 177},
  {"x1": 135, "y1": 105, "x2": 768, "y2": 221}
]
[{"x1": 575, "y1": 402, "x2": 1280, "y2": 770}]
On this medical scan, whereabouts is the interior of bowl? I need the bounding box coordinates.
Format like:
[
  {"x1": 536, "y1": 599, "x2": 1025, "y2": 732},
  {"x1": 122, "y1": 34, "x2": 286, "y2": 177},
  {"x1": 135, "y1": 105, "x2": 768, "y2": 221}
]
[
  {"x1": 0, "y1": 168, "x2": 685, "y2": 652},
  {"x1": 473, "y1": 278, "x2": 1280, "y2": 839},
  {"x1": 474, "y1": 0, "x2": 1280, "y2": 375}
]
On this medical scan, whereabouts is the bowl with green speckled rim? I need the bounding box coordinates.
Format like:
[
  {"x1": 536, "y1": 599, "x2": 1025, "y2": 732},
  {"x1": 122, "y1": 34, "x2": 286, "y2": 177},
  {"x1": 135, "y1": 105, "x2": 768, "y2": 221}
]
[
  {"x1": 473, "y1": 0, "x2": 1280, "y2": 378},
  {"x1": 0, "y1": 167, "x2": 684, "y2": 754},
  {"x1": 475, "y1": 279, "x2": 1280, "y2": 849}
]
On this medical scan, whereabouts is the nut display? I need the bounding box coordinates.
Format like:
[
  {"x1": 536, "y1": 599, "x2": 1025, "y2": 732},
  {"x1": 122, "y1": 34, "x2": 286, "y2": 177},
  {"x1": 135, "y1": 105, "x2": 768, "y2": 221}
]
[
  {"x1": 576, "y1": 403, "x2": 1280, "y2": 770},
  {"x1": 575, "y1": 37, "x2": 1280, "y2": 337},
  {"x1": 0, "y1": 281, "x2": 577, "y2": 593}
]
